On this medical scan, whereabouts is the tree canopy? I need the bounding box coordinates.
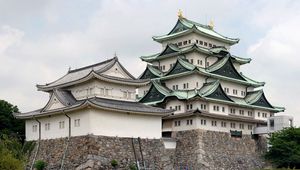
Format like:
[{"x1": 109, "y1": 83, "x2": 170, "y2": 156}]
[
  {"x1": 265, "y1": 127, "x2": 300, "y2": 168},
  {"x1": 0, "y1": 100, "x2": 24, "y2": 140}
]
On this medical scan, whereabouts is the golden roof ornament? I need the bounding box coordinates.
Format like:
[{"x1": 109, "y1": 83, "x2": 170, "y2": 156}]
[
  {"x1": 177, "y1": 9, "x2": 184, "y2": 18},
  {"x1": 209, "y1": 19, "x2": 214, "y2": 29}
]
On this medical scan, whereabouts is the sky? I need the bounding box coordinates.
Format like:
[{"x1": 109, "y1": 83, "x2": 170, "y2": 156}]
[{"x1": 0, "y1": 0, "x2": 299, "y2": 125}]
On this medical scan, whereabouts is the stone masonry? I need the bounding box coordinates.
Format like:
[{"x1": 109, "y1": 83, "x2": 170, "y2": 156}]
[{"x1": 28, "y1": 130, "x2": 267, "y2": 170}]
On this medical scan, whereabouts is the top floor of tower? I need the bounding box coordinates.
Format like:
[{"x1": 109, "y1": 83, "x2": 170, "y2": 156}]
[{"x1": 152, "y1": 10, "x2": 239, "y2": 50}]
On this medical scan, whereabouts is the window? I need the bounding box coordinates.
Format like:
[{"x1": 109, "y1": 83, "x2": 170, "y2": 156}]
[
  {"x1": 162, "y1": 65, "x2": 165, "y2": 70},
  {"x1": 169, "y1": 106, "x2": 172, "y2": 110},
  {"x1": 176, "y1": 85, "x2": 178, "y2": 90},
  {"x1": 172, "y1": 85, "x2": 175, "y2": 90},
  {"x1": 206, "y1": 62, "x2": 210, "y2": 67},
  {"x1": 221, "y1": 121, "x2": 227, "y2": 127},
  {"x1": 258, "y1": 112, "x2": 261, "y2": 117},
  {"x1": 213, "y1": 105, "x2": 219, "y2": 111},
  {"x1": 190, "y1": 59, "x2": 193, "y2": 64},
  {"x1": 183, "y1": 41, "x2": 187, "y2": 45},
  {"x1": 239, "y1": 123, "x2": 244, "y2": 129},
  {"x1": 187, "y1": 119, "x2": 193, "y2": 125},
  {"x1": 209, "y1": 43, "x2": 212, "y2": 47},
  {"x1": 199, "y1": 41, "x2": 203, "y2": 45},
  {"x1": 45, "y1": 123, "x2": 50, "y2": 131},
  {"x1": 178, "y1": 105, "x2": 181, "y2": 111},
  {"x1": 248, "y1": 125, "x2": 253, "y2": 130},
  {"x1": 178, "y1": 42, "x2": 182, "y2": 46},
  {"x1": 197, "y1": 60, "x2": 200, "y2": 65},
  {"x1": 239, "y1": 110, "x2": 244, "y2": 115},
  {"x1": 233, "y1": 89, "x2": 238, "y2": 95},
  {"x1": 204, "y1": 42, "x2": 208, "y2": 46},
  {"x1": 201, "y1": 119, "x2": 206, "y2": 125},
  {"x1": 186, "y1": 104, "x2": 189, "y2": 110},
  {"x1": 183, "y1": 84, "x2": 186, "y2": 89},
  {"x1": 188, "y1": 40, "x2": 191, "y2": 44},
  {"x1": 196, "y1": 82, "x2": 199, "y2": 87},
  {"x1": 230, "y1": 122, "x2": 236, "y2": 129},
  {"x1": 241, "y1": 91, "x2": 246, "y2": 96},
  {"x1": 196, "y1": 40, "x2": 199, "y2": 44},
  {"x1": 222, "y1": 107, "x2": 225, "y2": 112},
  {"x1": 224, "y1": 87, "x2": 229, "y2": 93},
  {"x1": 170, "y1": 63, "x2": 173, "y2": 68},
  {"x1": 75, "y1": 119, "x2": 80, "y2": 127},
  {"x1": 32, "y1": 125, "x2": 37, "y2": 132},
  {"x1": 190, "y1": 104, "x2": 193, "y2": 110},
  {"x1": 175, "y1": 120, "x2": 181, "y2": 127},
  {"x1": 186, "y1": 83, "x2": 189, "y2": 89},
  {"x1": 211, "y1": 120, "x2": 217, "y2": 126},
  {"x1": 201, "y1": 104, "x2": 207, "y2": 110},
  {"x1": 248, "y1": 111, "x2": 253, "y2": 117},
  {"x1": 175, "y1": 106, "x2": 178, "y2": 110},
  {"x1": 213, "y1": 44, "x2": 216, "y2": 47},
  {"x1": 200, "y1": 60, "x2": 203, "y2": 65},
  {"x1": 59, "y1": 121, "x2": 65, "y2": 129},
  {"x1": 230, "y1": 108, "x2": 236, "y2": 114}
]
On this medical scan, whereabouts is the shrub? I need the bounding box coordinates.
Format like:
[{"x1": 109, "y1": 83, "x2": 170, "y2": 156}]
[
  {"x1": 34, "y1": 160, "x2": 47, "y2": 170},
  {"x1": 111, "y1": 159, "x2": 118, "y2": 168},
  {"x1": 129, "y1": 163, "x2": 138, "y2": 170}
]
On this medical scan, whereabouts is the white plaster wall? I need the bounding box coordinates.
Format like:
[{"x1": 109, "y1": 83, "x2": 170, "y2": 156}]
[
  {"x1": 254, "y1": 109, "x2": 270, "y2": 121},
  {"x1": 219, "y1": 80, "x2": 247, "y2": 98},
  {"x1": 45, "y1": 95, "x2": 65, "y2": 111},
  {"x1": 166, "y1": 116, "x2": 255, "y2": 134},
  {"x1": 69, "y1": 79, "x2": 136, "y2": 101},
  {"x1": 101, "y1": 62, "x2": 132, "y2": 79},
  {"x1": 155, "y1": 57, "x2": 178, "y2": 72},
  {"x1": 25, "y1": 110, "x2": 91, "y2": 141},
  {"x1": 166, "y1": 100, "x2": 186, "y2": 114},
  {"x1": 137, "y1": 84, "x2": 151, "y2": 99},
  {"x1": 161, "y1": 33, "x2": 231, "y2": 50},
  {"x1": 208, "y1": 102, "x2": 229, "y2": 115},
  {"x1": 89, "y1": 108, "x2": 162, "y2": 139},
  {"x1": 164, "y1": 73, "x2": 206, "y2": 90}
]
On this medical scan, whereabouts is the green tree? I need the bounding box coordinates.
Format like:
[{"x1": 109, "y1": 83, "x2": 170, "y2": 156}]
[
  {"x1": 265, "y1": 127, "x2": 300, "y2": 168},
  {"x1": 0, "y1": 100, "x2": 24, "y2": 140},
  {"x1": 0, "y1": 134, "x2": 25, "y2": 170}
]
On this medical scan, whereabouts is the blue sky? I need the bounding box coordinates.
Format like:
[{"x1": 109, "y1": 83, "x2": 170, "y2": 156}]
[{"x1": 0, "y1": 0, "x2": 299, "y2": 125}]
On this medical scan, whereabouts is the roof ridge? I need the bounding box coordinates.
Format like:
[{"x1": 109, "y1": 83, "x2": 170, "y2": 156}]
[{"x1": 68, "y1": 57, "x2": 116, "y2": 73}]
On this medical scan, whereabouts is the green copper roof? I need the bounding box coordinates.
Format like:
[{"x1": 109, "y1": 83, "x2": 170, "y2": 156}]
[
  {"x1": 139, "y1": 65, "x2": 163, "y2": 79},
  {"x1": 140, "y1": 80, "x2": 284, "y2": 112},
  {"x1": 165, "y1": 56, "x2": 196, "y2": 76},
  {"x1": 156, "y1": 56, "x2": 264, "y2": 87},
  {"x1": 152, "y1": 18, "x2": 239, "y2": 45},
  {"x1": 140, "y1": 44, "x2": 251, "y2": 65}
]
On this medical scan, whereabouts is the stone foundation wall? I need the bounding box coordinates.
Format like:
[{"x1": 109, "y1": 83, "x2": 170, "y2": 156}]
[
  {"x1": 28, "y1": 135, "x2": 174, "y2": 170},
  {"x1": 28, "y1": 130, "x2": 267, "y2": 170},
  {"x1": 174, "y1": 130, "x2": 267, "y2": 170}
]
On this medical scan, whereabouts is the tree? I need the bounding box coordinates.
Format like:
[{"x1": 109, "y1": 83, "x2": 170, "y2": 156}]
[
  {"x1": 0, "y1": 100, "x2": 24, "y2": 140},
  {"x1": 265, "y1": 127, "x2": 300, "y2": 168}
]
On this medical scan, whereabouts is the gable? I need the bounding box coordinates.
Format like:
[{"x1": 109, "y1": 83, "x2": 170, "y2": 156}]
[
  {"x1": 211, "y1": 59, "x2": 245, "y2": 81},
  {"x1": 140, "y1": 85, "x2": 166, "y2": 103},
  {"x1": 139, "y1": 68, "x2": 159, "y2": 79},
  {"x1": 167, "y1": 60, "x2": 191, "y2": 76},
  {"x1": 44, "y1": 94, "x2": 65, "y2": 111},
  {"x1": 159, "y1": 45, "x2": 178, "y2": 56},
  {"x1": 205, "y1": 85, "x2": 233, "y2": 102},
  {"x1": 251, "y1": 93, "x2": 274, "y2": 108},
  {"x1": 168, "y1": 20, "x2": 190, "y2": 35},
  {"x1": 101, "y1": 62, "x2": 133, "y2": 79}
]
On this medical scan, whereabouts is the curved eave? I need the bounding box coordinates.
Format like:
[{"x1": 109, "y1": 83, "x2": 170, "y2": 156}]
[
  {"x1": 14, "y1": 99, "x2": 170, "y2": 119},
  {"x1": 37, "y1": 71, "x2": 150, "y2": 92},
  {"x1": 153, "y1": 26, "x2": 239, "y2": 45},
  {"x1": 156, "y1": 69, "x2": 263, "y2": 88}
]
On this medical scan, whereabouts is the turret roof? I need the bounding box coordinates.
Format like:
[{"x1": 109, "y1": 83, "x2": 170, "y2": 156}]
[
  {"x1": 37, "y1": 57, "x2": 149, "y2": 91},
  {"x1": 152, "y1": 18, "x2": 239, "y2": 45}
]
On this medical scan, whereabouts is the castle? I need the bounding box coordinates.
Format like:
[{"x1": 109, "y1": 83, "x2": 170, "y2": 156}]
[{"x1": 15, "y1": 12, "x2": 292, "y2": 170}]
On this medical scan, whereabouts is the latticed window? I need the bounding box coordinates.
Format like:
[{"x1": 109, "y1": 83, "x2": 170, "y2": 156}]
[
  {"x1": 75, "y1": 119, "x2": 80, "y2": 127},
  {"x1": 59, "y1": 121, "x2": 65, "y2": 129}
]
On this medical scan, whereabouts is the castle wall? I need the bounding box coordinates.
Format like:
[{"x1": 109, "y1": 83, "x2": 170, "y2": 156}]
[{"x1": 28, "y1": 130, "x2": 267, "y2": 170}]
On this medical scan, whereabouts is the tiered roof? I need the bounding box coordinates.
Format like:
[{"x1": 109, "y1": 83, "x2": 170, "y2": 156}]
[
  {"x1": 152, "y1": 17, "x2": 239, "y2": 45},
  {"x1": 139, "y1": 56, "x2": 264, "y2": 87},
  {"x1": 140, "y1": 44, "x2": 251, "y2": 64},
  {"x1": 139, "y1": 80, "x2": 284, "y2": 112}
]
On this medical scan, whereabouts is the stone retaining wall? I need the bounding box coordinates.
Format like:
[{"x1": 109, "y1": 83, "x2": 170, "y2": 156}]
[{"x1": 28, "y1": 130, "x2": 267, "y2": 170}]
